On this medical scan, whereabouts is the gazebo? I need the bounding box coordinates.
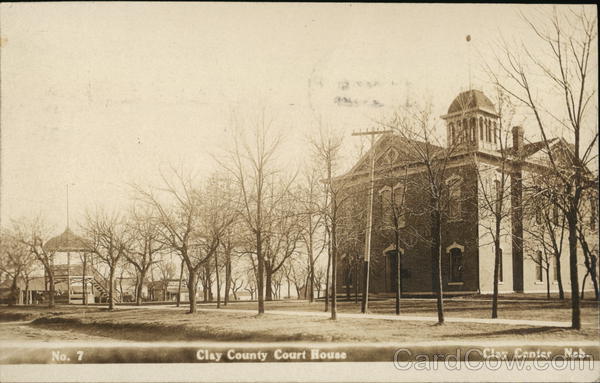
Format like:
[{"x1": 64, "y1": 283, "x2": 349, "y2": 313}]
[{"x1": 44, "y1": 228, "x2": 111, "y2": 304}]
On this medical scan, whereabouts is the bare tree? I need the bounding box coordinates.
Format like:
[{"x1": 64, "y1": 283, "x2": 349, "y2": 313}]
[
  {"x1": 298, "y1": 167, "x2": 327, "y2": 303},
  {"x1": 83, "y1": 208, "x2": 129, "y2": 310},
  {"x1": 490, "y1": 6, "x2": 597, "y2": 329},
  {"x1": 523, "y1": 187, "x2": 568, "y2": 300},
  {"x1": 12, "y1": 216, "x2": 57, "y2": 308},
  {"x1": 263, "y1": 185, "x2": 303, "y2": 301},
  {"x1": 311, "y1": 128, "x2": 346, "y2": 319},
  {"x1": 378, "y1": 149, "x2": 411, "y2": 315},
  {"x1": 0, "y1": 230, "x2": 35, "y2": 305},
  {"x1": 230, "y1": 267, "x2": 245, "y2": 301},
  {"x1": 125, "y1": 206, "x2": 163, "y2": 305},
  {"x1": 471, "y1": 89, "x2": 516, "y2": 317},
  {"x1": 217, "y1": 111, "x2": 293, "y2": 314},
  {"x1": 135, "y1": 168, "x2": 233, "y2": 313},
  {"x1": 314, "y1": 265, "x2": 326, "y2": 298},
  {"x1": 289, "y1": 258, "x2": 308, "y2": 300}
]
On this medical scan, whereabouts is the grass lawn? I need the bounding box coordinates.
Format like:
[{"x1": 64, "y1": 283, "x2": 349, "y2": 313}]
[{"x1": 0, "y1": 298, "x2": 598, "y2": 343}]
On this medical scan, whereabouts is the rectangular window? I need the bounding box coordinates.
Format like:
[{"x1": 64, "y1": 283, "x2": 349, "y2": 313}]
[
  {"x1": 536, "y1": 250, "x2": 543, "y2": 282},
  {"x1": 450, "y1": 248, "x2": 463, "y2": 282}
]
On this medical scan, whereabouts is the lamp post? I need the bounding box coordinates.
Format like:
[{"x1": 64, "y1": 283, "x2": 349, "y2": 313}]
[{"x1": 352, "y1": 128, "x2": 393, "y2": 313}]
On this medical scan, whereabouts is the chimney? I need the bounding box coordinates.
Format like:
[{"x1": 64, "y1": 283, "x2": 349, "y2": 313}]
[{"x1": 512, "y1": 126, "x2": 524, "y2": 153}]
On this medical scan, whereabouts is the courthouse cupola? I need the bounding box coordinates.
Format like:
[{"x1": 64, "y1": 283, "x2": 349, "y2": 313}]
[{"x1": 441, "y1": 89, "x2": 500, "y2": 151}]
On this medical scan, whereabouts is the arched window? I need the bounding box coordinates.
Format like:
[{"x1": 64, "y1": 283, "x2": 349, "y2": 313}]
[
  {"x1": 493, "y1": 122, "x2": 497, "y2": 144},
  {"x1": 486, "y1": 119, "x2": 491, "y2": 142},
  {"x1": 479, "y1": 117, "x2": 484, "y2": 140},
  {"x1": 379, "y1": 186, "x2": 392, "y2": 228},
  {"x1": 471, "y1": 118, "x2": 476, "y2": 142},
  {"x1": 457, "y1": 120, "x2": 462, "y2": 143},
  {"x1": 449, "y1": 248, "x2": 464, "y2": 282},
  {"x1": 463, "y1": 119, "x2": 468, "y2": 142}
]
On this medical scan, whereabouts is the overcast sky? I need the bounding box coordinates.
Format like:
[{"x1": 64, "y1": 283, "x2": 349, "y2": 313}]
[{"x1": 0, "y1": 3, "x2": 596, "y2": 233}]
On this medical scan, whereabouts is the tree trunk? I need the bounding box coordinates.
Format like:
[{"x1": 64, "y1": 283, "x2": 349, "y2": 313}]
[
  {"x1": 47, "y1": 271, "x2": 56, "y2": 308},
  {"x1": 331, "y1": 204, "x2": 338, "y2": 320},
  {"x1": 265, "y1": 263, "x2": 273, "y2": 301},
  {"x1": 136, "y1": 269, "x2": 146, "y2": 306},
  {"x1": 177, "y1": 258, "x2": 184, "y2": 307},
  {"x1": 354, "y1": 262, "x2": 359, "y2": 303},
  {"x1": 207, "y1": 265, "x2": 214, "y2": 302},
  {"x1": 546, "y1": 265, "x2": 551, "y2": 300},
  {"x1": 581, "y1": 271, "x2": 588, "y2": 300},
  {"x1": 224, "y1": 253, "x2": 232, "y2": 306},
  {"x1": 82, "y1": 253, "x2": 87, "y2": 305},
  {"x1": 9, "y1": 276, "x2": 18, "y2": 306},
  {"x1": 214, "y1": 251, "x2": 221, "y2": 309},
  {"x1": 188, "y1": 271, "x2": 198, "y2": 313},
  {"x1": 395, "y1": 231, "x2": 402, "y2": 315},
  {"x1": 568, "y1": 214, "x2": 581, "y2": 329},
  {"x1": 345, "y1": 266, "x2": 351, "y2": 301},
  {"x1": 324, "y1": 234, "x2": 331, "y2": 312},
  {"x1": 580, "y1": 237, "x2": 599, "y2": 300},
  {"x1": 592, "y1": 259, "x2": 599, "y2": 300},
  {"x1": 308, "y1": 247, "x2": 315, "y2": 303},
  {"x1": 555, "y1": 254, "x2": 565, "y2": 300},
  {"x1": 257, "y1": 231, "x2": 265, "y2": 314},
  {"x1": 492, "y1": 240, "x2": 501, "y2": 319},
  {"x1": 108, "y1": 268, "x2": 115, "y2": 310},
  {"x1": 431, "y1": 203, "x2": 444, "y2": 324},
  {"x1": 25, "y1": 279, "x2": 30, "y2": 305}
]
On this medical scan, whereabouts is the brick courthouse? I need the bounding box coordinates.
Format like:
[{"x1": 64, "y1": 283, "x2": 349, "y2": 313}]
[{"x1": 335, "y1": 89, "x2": 596, "y2": 296}]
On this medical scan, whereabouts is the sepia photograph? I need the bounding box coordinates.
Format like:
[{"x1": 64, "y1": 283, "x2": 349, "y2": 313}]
[{"x1": 0, "y1": 2, "x2": 598, "y2": 382}]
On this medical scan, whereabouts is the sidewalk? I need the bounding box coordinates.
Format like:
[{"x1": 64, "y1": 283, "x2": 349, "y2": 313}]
[{"x1": 119, "y1": 305, "x2": 572, "y2": 328}]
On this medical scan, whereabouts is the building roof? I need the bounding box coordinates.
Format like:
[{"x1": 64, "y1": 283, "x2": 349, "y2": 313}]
[
  {"x1": 340, "y1": 133, "x2": 445, "y2": 179},
  {"x1": 503, "y1": 137, "x2": 577, "y2": 160},
  {"x1": 447, "y1": 89, "x2": 497, "y2": 115},
  {"x1": 44, "y1": 227, "x2": 90, "y2": 252}
]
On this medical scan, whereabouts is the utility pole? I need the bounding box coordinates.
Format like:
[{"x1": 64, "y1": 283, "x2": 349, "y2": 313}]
[{"x1": 352, "y1": 128, "x2": 393, "y2": 313}]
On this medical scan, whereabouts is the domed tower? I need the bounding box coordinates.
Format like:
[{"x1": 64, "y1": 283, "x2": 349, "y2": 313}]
[{"x1": 441, "y1": 89, "x2": 500, "y2": 152}]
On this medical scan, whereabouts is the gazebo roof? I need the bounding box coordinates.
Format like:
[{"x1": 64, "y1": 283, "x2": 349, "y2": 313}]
[{"x1": 44, "y1": 227, "x2": 89, "y2": 252}]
